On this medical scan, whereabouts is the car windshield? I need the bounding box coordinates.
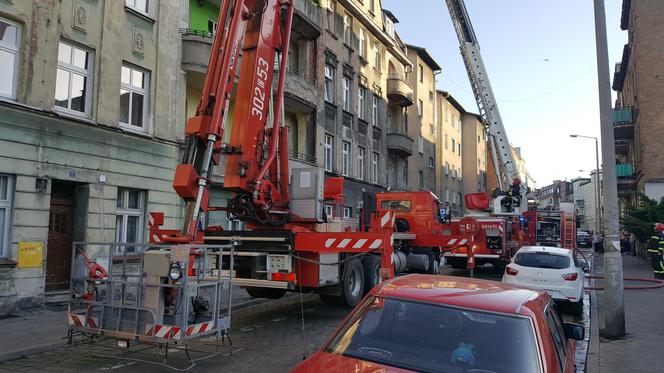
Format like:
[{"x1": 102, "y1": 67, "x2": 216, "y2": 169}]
[
  {"x1": 325, "y1": 296, "x2": 541, "y2": 373},
  {"x1": 515, "y1": 252, "x2": 570, "y2": 269}
]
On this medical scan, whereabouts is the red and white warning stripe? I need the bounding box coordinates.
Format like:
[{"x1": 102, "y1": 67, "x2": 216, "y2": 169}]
[
  {"x1": 68, "y1": 313, "x2": 99, "y2": 328},
  {"x1": 148, "y1": 214, "x2": 155, "y2": 227},
  {"x1": 324, "y1": 238, "x2": 384, "y2": 250},
  {"x1": 380, "y1": 211, "x2": 396, "y2": 228},
  {"x1": 445, "y1": 238, "x2": 468, "y2": 246},
  {"x1": 184, "y1": 321, "x2": 215, "y2": 337},
  {"x1": 146, "y1": 324, "x2": 182, "y2": 339}
]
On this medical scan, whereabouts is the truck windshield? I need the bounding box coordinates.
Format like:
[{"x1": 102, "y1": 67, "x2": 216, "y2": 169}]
[
  {"x1": 325, "y1": 296, "x2": 541, "y2": 373},
  {"x1": 515, "y1": 252, "x2": 570, "y2": 269},
  {"x1": 380, "y1": 200, "x2": 411, "y2": 212}
]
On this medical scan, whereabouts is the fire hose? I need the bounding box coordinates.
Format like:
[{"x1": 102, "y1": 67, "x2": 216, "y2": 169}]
[{"x1": 584, "y1": 275, "x2": 664, "y2": 290}]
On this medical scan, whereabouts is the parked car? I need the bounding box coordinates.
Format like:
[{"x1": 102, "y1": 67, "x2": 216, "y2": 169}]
[
  {"x1": 576, "y1": 231, "x2": 592, "y2": 248},
  {"x1": 502, "y1": 246, "x2": 585, "y2": 316},
  {"x1": 292, "y1": 274, "x2": 583, "y2": 373}
]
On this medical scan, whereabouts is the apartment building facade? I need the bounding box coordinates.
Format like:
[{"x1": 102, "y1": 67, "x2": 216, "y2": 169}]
[
  {"x1": 0, "y1": 1, "x2": 185, "y2": 314},
  {"x1": 436, "y1": 91, "x2": 464, "y2": 216},
  {"x1": 321, "y1": 0, "x2": 413, "y2": 217},
  {"x1": 405, "y1": 45, "x2": 440, "y2": 193},
  {"x1": 612, "y1": 0, "x2": 664, "y2": 211},
  {"x1": 461, "y1": 112, "x2": 488, "y2": 206}
]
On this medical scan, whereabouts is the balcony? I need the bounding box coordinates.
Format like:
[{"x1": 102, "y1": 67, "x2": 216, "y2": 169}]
[
  {"x1": 617, "y1": 163, "x2": 637, "y2": 197},
  {"x1": 387, "y1": 74, "x2": 414, "y2": 107},
  {"x1": 292, "y1": 0, "x2": 321, "y2": 41},
  {"x1": 613, "y1": 107, "x2": 634, "y2": 140},
  {"x1": 386, "y1": 131, "x2": 414, "y2": 157},
  {"x1": 282, "y1": 65, "x2": 318, "y2": 110},
  {"x1": 181, "y1": 29, "x2": 213, "y2": 73}
]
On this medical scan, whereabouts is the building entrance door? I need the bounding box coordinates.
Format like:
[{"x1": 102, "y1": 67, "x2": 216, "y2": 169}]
[{"x1": 46, "y1": 181, "x2": 76, "y2": 291}]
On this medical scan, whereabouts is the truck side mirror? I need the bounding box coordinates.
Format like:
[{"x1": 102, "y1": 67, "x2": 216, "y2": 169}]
[{"x1": 563, "y1": 322, "x2": 585, "y2": 341}]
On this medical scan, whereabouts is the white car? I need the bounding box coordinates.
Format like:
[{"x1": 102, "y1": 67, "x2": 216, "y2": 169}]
[{"x1": 502, "y1": 246, "x2": 585, "y2": 316}]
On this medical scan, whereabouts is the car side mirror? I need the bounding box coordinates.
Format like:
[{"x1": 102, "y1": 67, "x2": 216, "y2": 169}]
[
  {"x1": 563, "y1": 322, "x2": 585, "y2": 341},
  {"x1": 581, "y1": 263, "x2": 590, "y2": 273}
]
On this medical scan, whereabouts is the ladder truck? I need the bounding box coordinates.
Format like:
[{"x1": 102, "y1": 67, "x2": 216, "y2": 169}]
[{"x1": 148, "y1": 0, "x2": 477, "y2": 307}]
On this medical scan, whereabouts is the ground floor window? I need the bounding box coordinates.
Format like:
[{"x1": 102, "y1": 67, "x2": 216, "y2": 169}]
[
  {"x1": 0, "y1": 174, "x2": 13, "y2": 258},
  {"x1": 115, "y1": 188, "x2": 146, "y2": 252}
]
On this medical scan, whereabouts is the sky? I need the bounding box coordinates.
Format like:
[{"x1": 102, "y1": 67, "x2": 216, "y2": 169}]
[{"x1": 382, "y1": 0, "x2": 628, "y2": 188}]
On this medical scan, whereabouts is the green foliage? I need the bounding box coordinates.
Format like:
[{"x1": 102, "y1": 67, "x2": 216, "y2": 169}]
[
  {"x1": 621, "y1": 193, "x2": 664, "y2": 241},
  {"x1": 309, "y1": 0, "x2": 322, "y2": 7}
]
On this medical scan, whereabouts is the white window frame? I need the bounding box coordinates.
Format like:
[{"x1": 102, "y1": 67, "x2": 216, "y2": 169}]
[
  {"x1": 429, "y1": 157, "x2": 434, "y2": 169},
  {"x1": 357, "y1": 146, "x2": 365, "y2": 180},
  {"x1": 324, "y1": 134, "x2": 334, "y2": 172},
  {"x1": 115, "y1": 188, "x2": 146, "y2": 252},
  {"x1": 373, "y1": 43, "x2": 380, "y2": 70},
  {"x1": 342, "y1": 141, "x2": 350, "y2": 176},
  {"x1": 0, "y1": 17, "x2": 20, "y2": 101},
  {"x1": 324, "y1": 64, "x2": 335, "y2": 103},
  {"x1": 429, "y1": 123, "x2": 434, "y2": 135},
  {"x1": 120, "y1": 63, "x2": 150, "y2": 132},
  {"x1": 343, "y1": 12, "x2": 352, "y2": 46},
  {"x1": 125, "y1": 0, "x2": 152, "y2": 17},
  {"x1": 325, "y1": 204, "x2": 334, "y2": 219},
  {"x1": 0, "y1": 174, "x2": 14, "y2": 258},
  {"x1": 358, "y1": 86, "x2": 366, "y2": 119},
  {"x1": 227, "y1": 219, "x2": 245, "y2": 230},
  {"x1": 326, "y1": 0, "x2": 336, "y2": 32},
  {"x1": 359, "y1": 28, "x2": 366, "y2": 58},
  {"x1": 54, "y1": 40, "x2": 94, "y2": 116},
  {"x1": 418, "y1": 99, "x2": 423, "y2": 117},
  {"x1": 418, "y1": 135, "x2": 424, "y2": 153},
  {"x1": 371, "y1": 152, "x2": 379, "y2": 184},
  {"x1": 342, "y1": 77, "x2": 350, "y2": 111},
  {"x1": 208, "y1": 18, "x2": 218, "y2": 36},
  {"x1": 371, "y1": 94, "x2": 379, "y2": 126},
  {"x1": 419, "y1": 64, "x2": 424, "y2": 83},
  {"x1": 343, "y1": 207, "x2": 351, "y2": 219}
]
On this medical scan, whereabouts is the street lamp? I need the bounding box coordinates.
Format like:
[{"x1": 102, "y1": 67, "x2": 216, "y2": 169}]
[{"x1": 570, "y1": 134, "x2": 602, "y2": 233}]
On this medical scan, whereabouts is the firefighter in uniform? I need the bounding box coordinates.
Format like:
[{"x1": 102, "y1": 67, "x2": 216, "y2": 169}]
[{"x1": 648, "y1": 223, "x2": 664, "y2": 278}]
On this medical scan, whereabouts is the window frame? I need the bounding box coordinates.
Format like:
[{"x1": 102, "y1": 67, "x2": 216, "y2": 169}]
[
  {"x1": 0, "y1": 174, "x2": 14, "y2": 258},
  {"x1": 125, "y1": 0, "x2": 152, "y2": 17},
  {"x1": 343, "y1": 206, "x2": 351, "y2": 219},
  {"x1": 417, "y1": 99, "x2": 423, "y2": 117},
  {"x1": 358, "y1": 28, "x2": 366, "y2": 58},
  {"x1": 54, "y1": 40, "x2": 94, "y2": 117},
  {"x1": 358, "y1": 86, "x2": 366, "y2": 119},
  {"x1": 372, "y1": 43, "x2": 380, "y2": 70},
  {"x1": 0, "y1": 17, "x2": 21, "y2": 101},
  {"x1": 115, "y1": 188, "x2": 146, "y2": 252},
  {"x1": 324, "y1": 134, "x2": 334, "y2": 172},
  {"x1": 418, "y1": 170, "x2": 424, "y2": 189},
  {"x1": 418, "y1": 135, "x2": 424, "y2": 153},
  {"x1": 342, "y1": 76, "x2": 351, "y2": 111},
  {"x1": 371, "y1": 152, "x2": 379, "y2": 184},
  {"x1": 119, "y1": 63, "x2": 150, "y2": 132},
  {"x1": 357, "y1": 146, "x2": 365, "y2": 180},
  {"x1": 342, "y1": 141, "x2": 351, "y2": 177},
  {"x1": 371, "y1": 94, "x2": 379, "y2": 126},
  {"x1": 324, "y1": 64, "x2": 335, "y2": 103},
  {"x1": 545, "y1": 303, "x2": 568, "y2": 372},
  {"x1": 418, "y1": 64, "x2": 424, "y2": 83},
  {"x1": 343, "y1": 12, "x2": 353, "y2": 46}
]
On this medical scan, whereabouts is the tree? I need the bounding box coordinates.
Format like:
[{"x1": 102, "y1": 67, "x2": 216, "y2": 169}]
[{"x1": 621, "y1": 194, "x2": 664, "y2": 242}]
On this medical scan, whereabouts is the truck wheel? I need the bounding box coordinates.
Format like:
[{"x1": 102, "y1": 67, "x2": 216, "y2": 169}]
[
  {"x1": 428, "y1": 254, "x2": 440, "y2": 274},
  {"x1": 320, "y1": 258, "x2": 364, "y2": 307},
  {"x1": 246, "y1": 287, "x2": 287, "y2": 299},
  {"x1": 363, "y1": 255, "x2": 381, "y2": 293}
]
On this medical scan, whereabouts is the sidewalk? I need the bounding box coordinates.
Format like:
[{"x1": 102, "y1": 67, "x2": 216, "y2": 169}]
[
  {"x1": 587, "y1": 253, "x2": 664, "y2": 373},
  {"x1": 0, "y1": 306, "x2": 70, "y2": 363}
]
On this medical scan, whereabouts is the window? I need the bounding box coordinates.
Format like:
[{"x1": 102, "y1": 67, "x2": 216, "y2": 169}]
[
  {"x1": 429, "y1": 90, "x2": 434, "y2": 101},
  {"x1": 451, "y1": 138, "x2": 456, "y2": 151},
  {"x1": 125, "y1": 0, "x2": 149, "y2": 15},
  {"x1": 326, "y1": 0, "x2": 336, "y2": 32},
  {"x1": 343, "y1": 12, "x2": 352, "y2": 46},
  {"x1": 115, "y1": 188, "x2": 145, "y2": 251},
  {"x1": 445, "y1": 134, "x2": 448, "y2": 149},
  {"x1": 371, "y1": 152, "x2": 379, "y2": 183},
  {"x1": 515, "y1": 252, "x2": 571, "y2": 269},
  {"x1": 357, "y1": 146, "x2": 365, "y2": 180},
  {"x1": 120, "y1": 64, "x2": 149, "y2": 130},
  {"x1": 417, "y1": 99, "x2": 423, "y2": 117},
  {"x1": 418, "y1": 64, "x2": 424, "y2": 83},
  {"x1": 0, "y1": 18, "x2": 20, "y2": 100},
  {"x1": 429, "y1": 157, "x2": 434, "y2": 168},
  {"x1": 403, "y1": 160, "x2": 408, "y2": 187},
  {"x1": 343, "y1": 207, "x2": 351, "y2": 219},
  {"x1": 54, "y1": 41, "x2": 93, "y2": 115},
  {"x1": 0, "y1": 174, "x2": 13, "y2": 258},
  {"x1": 418, "y1": 135, "x2": 424, "y2": 153},
  {"x1": 358, "y1": 87, "x2": 366, "y2": 119},
  {"x1": 445, "y1": 162, "x2": 449, "y2": 176},
  {"x1": 207, "y1": 18, "x2": 217, "y2": 36},
  {"x1": 380, "y1": 200, "x2": 411, "y2": 212},
  {"x1": 228, "y1": 219, "x2": 245, "y2": 231},
  {"x1": 478, "y1": 134, "x2": 481, "y2": 144},
  {"x1": 545, "y1": 305, "x2": 568, "y2": 371},
  {"x1": 359, "y1": 28, "x2": 366, "y2": 58},
  {"x1": 342, "y1": 141, "x2": 350, "y2": 176},
  {"x1": 458, "y1": 143, "x2": 461, "y2": 156},
  {"x1": 418, "y1": 171, "x2": 424, "y2": 189},
  {"x1": 368, "y1": 0, "x2": 375, "y2": 13},
  {"x1": 324, "y1": 135, "x2": 334, "y2": 172},
  {"x1": 325, "y1": 204, "x2": 333, "y2": 219},
  {"x1": 384, "y1": 16, "x2": 395, "y2": 38},
  {"x1": 445, "y1": 189, "x2": 450, "y2": 202},
  {"x1": 372, "y1": 43, "x2": 380, "y2": 70},
  {"x1": 429, "y1": 123, "x2": 434, "y2": 135},
  {"x1": 371, "y1": 94, "x2": 379, "y2": 126},
  {"x1": 324, "y1": 64, "x2": 335, "y2": 103},
  {"x1": 342, "y1": 77, "x2": 350, "y2": 111}
]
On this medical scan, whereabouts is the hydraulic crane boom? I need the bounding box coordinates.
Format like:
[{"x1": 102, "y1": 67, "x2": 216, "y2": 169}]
[{"x1": 444, "y1": 0, "x2": 527, "y2": 213}]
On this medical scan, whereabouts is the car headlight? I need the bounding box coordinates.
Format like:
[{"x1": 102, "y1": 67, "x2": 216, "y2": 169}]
[{"x1": 169, "y1": 263, "x2": 182, "y2": 281}]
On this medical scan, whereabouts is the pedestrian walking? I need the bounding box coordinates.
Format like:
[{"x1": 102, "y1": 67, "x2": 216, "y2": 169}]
[{"x1": 592, "y1": 231, "x2": 601, "y2": 253}]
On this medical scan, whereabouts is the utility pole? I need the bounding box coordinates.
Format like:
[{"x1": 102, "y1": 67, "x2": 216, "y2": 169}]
[{"x1": 593, "y1": 0, "x2": 625, "y2": 338}]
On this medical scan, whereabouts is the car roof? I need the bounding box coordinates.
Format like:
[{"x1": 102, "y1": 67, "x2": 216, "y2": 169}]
[
  {"x1": 516, "y1": 246, "x2": 572, "y2": 256},
  {"x1": 371, "y1": 274, "x2": 541, "y2": 315}
]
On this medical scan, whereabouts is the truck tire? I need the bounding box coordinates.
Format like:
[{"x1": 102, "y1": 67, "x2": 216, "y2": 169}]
[
  {"x1": 246, "y1": 287, "x2": 287, "y2": 299},
  {"x1": 320, "y1": 258, "x2": 365, "y2": 307},
  {"x1": 363, "y1": 255, "x2": 381, "y2": 294},
  {"x1": 428, "y1": 254, "x2": 440, "y2": 274}
]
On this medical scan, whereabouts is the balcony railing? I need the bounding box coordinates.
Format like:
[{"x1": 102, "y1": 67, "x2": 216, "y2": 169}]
[
  {"x1": 289, "y1": 150, "x2": 317, "y2": 164},
  {"x1": 286, "y1": 64, "x2": 317, "y2": 85},
  {"x1": 179, "y1": 28, "x2": 213, "y2": 38},
  {"x1": 386, "y1": 74, "x2": 414, "y2": 107},
  {"x1": 613, "y1": 107, "x2": 633, "y2": 124},
  {"x1": 616, "y1": 163, "x2": 634, "y2": 178},
  {"x1": 386, "y1": 130, "x2": 414, "y2": 157}
]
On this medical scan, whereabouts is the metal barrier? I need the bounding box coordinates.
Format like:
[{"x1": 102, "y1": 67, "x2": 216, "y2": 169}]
[{"x1": 67, "y1": 242, "x2": 236, "y2": 344}]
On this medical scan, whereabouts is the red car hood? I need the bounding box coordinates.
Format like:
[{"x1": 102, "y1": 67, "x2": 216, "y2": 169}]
[{"x1": 291, "y1": 351, "x2": 413, "y2": 373}]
